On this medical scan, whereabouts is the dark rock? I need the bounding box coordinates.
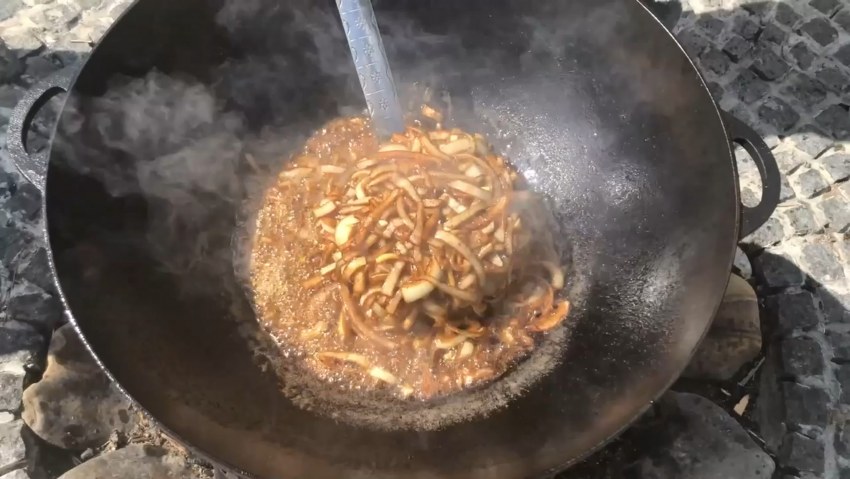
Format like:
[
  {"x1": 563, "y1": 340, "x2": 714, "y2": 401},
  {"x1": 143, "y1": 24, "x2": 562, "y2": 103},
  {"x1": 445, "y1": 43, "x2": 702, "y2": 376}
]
[
  {"x1": 730, "y1": 69, "x2": 769, "y2": 103},
  {"x1": 780, "y1": 73, "x2": 827, "y2": 109},
  {"x1": 819, "y1": 153, "x2": 850, "y2": 182},
  {"x1": 779, "y1": 176, "x2": 795, "y2": 203},
  {"x1": 766, "y1": 291, "x2": 822, "y2": 334},
  {"x1": 0, "y1": 226, "x2": 35, "y2": 268},
  {"x1": 815, "y1": 66, "x2": 850, "y2": 94},
  {"x1": 837, "y1": 44, "x2": 850, "y2": 68},
  {"x1": 759, "y1": 97, "x2": 800, "y2": 132},
  {"x1": 820, "y1": 195, "x2": 850, "y2": 232},
  {"x1": 783, "y1": 382, "x2": 829, "y2": 428},
  {"x1": 789, "y1": 127, "x2": 833, "y2": 158},
  {"x1": 800, "y1": 242, "x2": 845, "y2": 283},
  {"x1": 791, "y1": 168, "x2": 830, "y2": 198},
  {"x1": 788, "y1": 41, "x2": 816, "y2": 70},
  {"x1": 783, "y1": 204, "x2": 820, "y2": 236},
  {"x1": 775, "y1": 3, "x2": 802, "y2": 27},
  {"x1": 781, "y1": 337, "x2": 825, "y2": 377},
  {"x1": 815, "y1": 104, "x2": 850, "y2": 139},
  {"x1": 696, "y1": 15, "x2": 725, "y2": 37},
  {"x1": 810, "y1": 0, "x2": 841, "y2": 14},
  {"x1": 0, "y1": 322, "x2": 45, "y2": 411},
  {"x1": 6, "y1": 183, "x2": 42, "y2": 220},
  {"x1": 760, "y1": 23, "x2": 787, "y2": 45},
  {"x1": 751, "y1": 46, "x2": 790, "y2": 81},
  {"x1": 6, "y1": 288, "x2": 61, "y2": 329},
  {"x1": 754, "y1": 250, "x2": 806, "y2": 288},
  {"x1": 744, "y1": 216, "x2": 785, "y2": 248},
  {"x1": 774, "y1": 148, "x2": 809, "y2": 175},
  {"x1": 828, "y1": 331, "x2": 850, "y2": 361},
  {"x1": 837, "y1": 419, "x2": 850, "y2": 458},
  {"x1": 23, "y1": 56, "x2": 60, "y2": 80},
  {"x1": 822, "y1": 290, "x2": 850, "y2": 324},
  {"x1": 799, "y1": 18, "x2": 839, "y2": 46},
  {"x1": 677, "y1": 29, "x2": 710, "y2": 57},
  {"x1": 733, "y1": 17, "x2": 760, "y2": 41},
  {"x1": 0, "y1": 40, "x2": 23, "y2": 83},
  {"x1": 723, "y1": 35, "x2": 753, "y2": 61},
  {"x1": 836, "y1": 9, "x2": 850, "y2": 33},
  {"x1": 782, "y1": 432, "x2": 825, "y2": 473},
  {"x1": 837, "y1": 364, "x2": 850, "y2": 403},
  {"x1": 57, "y1": 445, "x2": 200, "y2": 479},
  {"x1": 735, "y1": 247, "x2": 753, "y2": 279},
  {"x1": 706, "y1": 81, "x2": 724, "y2": 99},
  {"x1": 699, "y1": 47, "x2": 731, "y2": 75},
  {"x1": 635, "y1": 392, "x2": 775, "y2": 479}
]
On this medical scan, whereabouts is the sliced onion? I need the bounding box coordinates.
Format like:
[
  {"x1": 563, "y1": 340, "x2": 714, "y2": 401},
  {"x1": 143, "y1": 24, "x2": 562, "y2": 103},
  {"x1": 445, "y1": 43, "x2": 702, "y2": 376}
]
[
  {"x1": 539, "y1": 261, "x2": 565, "y2": 289},
  {"x1": 321, "y1": 164, "x2": 346, "y2": 174},
  {"x1": 530, "y1": 301, "x2": 571, "y2": 332},
  {"x1": 382, "y1": 261, "x2": 405, "y2": 296},
  {"x1": 443, "y1": 202, "x2": 487, "y2": 230},
  {"x1": 335, "y1": 215, "x2": 359, "y2": 245},
  {"x1": 434, "y1": 230, "x2": 486, "y2": 284},
  {"x1": 313, "y1": 199, "x2": 336, "y2": 218},
  {"x1": 339, "y1": 286, "x2": 396, "y2": 350},
  {"x1": 439, "y1": 137, "x2": 474, "y2": 155},
  {"x1": 317, "y1": 351, "x2": 370, "y2": 368},
  {"x1": 448, "y1": 180, "x2": 492, "y2": 201},
  {"x1": 401, "y1": 279, "x2": 434, "y2": 303}
]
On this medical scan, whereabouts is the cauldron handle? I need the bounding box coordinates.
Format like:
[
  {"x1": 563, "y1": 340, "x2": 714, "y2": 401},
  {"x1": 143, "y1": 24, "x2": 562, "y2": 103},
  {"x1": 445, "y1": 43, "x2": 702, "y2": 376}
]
[
  {"x1": 721, "y1": 112, "x2": 781, "y2": 239},
  {"x1": 6, "y1": 68, "x2": 76, "y2": 193}
]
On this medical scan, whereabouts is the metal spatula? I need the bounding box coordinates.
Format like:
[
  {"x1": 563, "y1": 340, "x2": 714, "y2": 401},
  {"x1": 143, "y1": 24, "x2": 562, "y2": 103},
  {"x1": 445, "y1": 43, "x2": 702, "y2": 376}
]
[{"x1": 337, "y1": 0, "x2": 405, "y2": 139}]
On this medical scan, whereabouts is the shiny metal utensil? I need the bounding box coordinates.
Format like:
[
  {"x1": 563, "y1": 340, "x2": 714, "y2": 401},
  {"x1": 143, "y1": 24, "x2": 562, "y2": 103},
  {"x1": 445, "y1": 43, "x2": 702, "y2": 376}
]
[{"x1": 337, "y1": 0, "x2": 405, "y2": 139}]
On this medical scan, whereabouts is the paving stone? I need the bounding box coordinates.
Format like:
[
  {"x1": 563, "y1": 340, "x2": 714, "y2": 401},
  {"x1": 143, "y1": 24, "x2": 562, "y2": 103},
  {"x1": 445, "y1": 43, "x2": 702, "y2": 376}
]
[
  {"x1": 810, "y1": 0, "x2": 841, "y2": 14},
  {"x1": 696, "y1": 15, "x2": 725, "y2": 37},
  {"x1": 828, "y1": 331, "x2": 850, "y2": 361},
  {"x1": 822, "y1": 290, "x2": 850, "y2": 323},
  {"x1": 781, "y1": 337, "x2": 825, "y2": 377},
  {"x1": 783, "y1": 382, "x2": 829, "y2": 428},
  {"x1": 0, "y1": 0, "x2": 23, "y2": 22},
  {"x1": 836, "y1": 418, "x2": 850, "y2": 458},
  {"x1": 766, "y1": 291, "x2": 822, "y2": 333},
  {"x1": 799, "y1": 17, "x2": 839, "y2": 47},
  {"x1": 705, "y1": 81, "x2": 724, "y2": 99},
  {"x1": 835, "y1": 9, "x2": 850, "y2": 33},
  {"x1": 723, "y1": 35, "x2": 754, "y2": 61},
  {"x1": 819, "y1": 153, "x2": 850, "y2": 183},
  {"x1": 734, "y1": 247, "x2": 752, "y2": 279},
  {"x1": 5, "y1": 287, "x2": 61, "y2": 328},
  {"x1": 783, "y1": 204, "x2": 821, "y2": 236},
  {"x1": 14, "y1": 247, "x2": 54, "y2": 295},
  {"x1": 815, "y1": 66, "x2": 850, "y2": 94},
  {"x1": 775, "y1": 147, "x2": 810, "y2": 175},
  {"x1": 790, "y1": 168, "x2": 830, "y2": 198},
  {"x1": 837, "y1": 364, "x2": 850, "y2": 403},
  {"x1": 699, "y1": 47, "x2": 731, "y2": 75},
  {"x1": 819, "y1": 195, "x2": 850, "y2": 233},
  {"x1": 815, "y1": 104, "x2": 850, "y2": 139},
  {"x1": 730, "y1": 69, "x2": 770, "y2": 104},
  {"x1": 744, "y1": 216, "x2": 786, "y2": 248},
  {"x1": 754, "y1": 249, "x2": 807, "y2": 288},
  {"x1": 788, "y1": 41, "x2": 817, "y2": 70},
  {"x1": 0, "y1": 40, "x2": 23, "y2": 84},
  {"x1": 778, "y1": 176, "x2": 795, "y2": 203},
  {"x1": 837, "y1": 44, "x2": 850, "y2": 68},
  {"x1": 5, "y1": 183, "x2": 41, "y2": 220},
  {"x1": 759, "y1": 23, "x2": 788, "y2": 46},
  {"x1": 800, "y1": 242, "x2": 845, "y2": 283},
  {"x1": 733, "y1": 17, "x2": 760, "y2": 41},
  {"x1": 0, "y1": 321, "x2": 45, "y2": 412},
  {"x1": 751, "y1": 46, "x2": 791, "y2": 81},
  {"x1": 789, "y1": 127, "x2": 833, "y2": 158},
  {"x1": 775, "y1": 3, "x2": 803, "y2": 27},
  {"x1": 677, "y1": 29, "x2": 710, "y2": 57},
  {"x1": 782, "y1": 432, "x2": 825, "y2": 474},
  {"x1": 759, "y1": 97, "x2": 800, "y2": 133},
  {"x1": 780, "y1": 73, "x2": 827, "y2": 110},
  {"x1": 0, "y1": 419, "x2": 25, "y2": 466}
]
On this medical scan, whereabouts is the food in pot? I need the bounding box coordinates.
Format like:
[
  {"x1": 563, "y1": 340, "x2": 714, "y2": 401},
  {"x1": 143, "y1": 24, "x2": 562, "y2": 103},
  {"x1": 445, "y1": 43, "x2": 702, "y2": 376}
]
[{"x1": 249, "y1": 110, "x2": 569, "y2": 400}]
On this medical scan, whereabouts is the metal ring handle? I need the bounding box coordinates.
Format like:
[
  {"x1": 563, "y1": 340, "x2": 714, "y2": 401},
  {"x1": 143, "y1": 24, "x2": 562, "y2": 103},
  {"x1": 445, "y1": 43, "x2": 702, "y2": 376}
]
[
  {"x1": 721, "y1": 112, "x2": 781, "y2": 239},
  {"x1": 6, "y1": 68, "x2": 75, "y2": 193}
]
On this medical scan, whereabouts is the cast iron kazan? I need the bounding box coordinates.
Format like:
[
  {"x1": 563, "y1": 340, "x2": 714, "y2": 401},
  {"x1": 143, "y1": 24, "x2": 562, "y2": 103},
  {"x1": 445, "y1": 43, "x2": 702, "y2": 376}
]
[{"x1": 7, "y1": 0, "x2": 779, "y2": 477}]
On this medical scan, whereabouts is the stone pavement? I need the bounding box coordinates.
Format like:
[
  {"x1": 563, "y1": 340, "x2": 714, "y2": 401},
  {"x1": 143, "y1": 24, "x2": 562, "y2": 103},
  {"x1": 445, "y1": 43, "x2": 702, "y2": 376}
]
[{"x1": 0, "y1": 0, "x2": 849, "y2": 478}]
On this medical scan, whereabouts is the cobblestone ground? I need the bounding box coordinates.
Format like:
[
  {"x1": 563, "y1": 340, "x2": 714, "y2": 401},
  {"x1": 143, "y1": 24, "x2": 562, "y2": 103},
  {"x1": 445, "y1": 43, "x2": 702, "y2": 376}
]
[{"x1": 1, "y1": 0, "x2": 850, "y2": 478}]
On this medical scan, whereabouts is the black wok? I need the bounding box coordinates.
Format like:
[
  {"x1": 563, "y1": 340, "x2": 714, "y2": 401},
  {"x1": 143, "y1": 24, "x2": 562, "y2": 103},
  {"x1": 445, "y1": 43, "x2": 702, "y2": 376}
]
[{"x1": 7, "y1": 0, "x2": 779, "y2": 477}]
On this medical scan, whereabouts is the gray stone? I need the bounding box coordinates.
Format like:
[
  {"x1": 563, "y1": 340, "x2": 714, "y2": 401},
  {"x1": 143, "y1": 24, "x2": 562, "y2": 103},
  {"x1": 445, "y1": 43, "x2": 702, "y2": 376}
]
[
  {"x1": 0, "y1": 419, "x2": 25, "y2": 466},
  {"x1": 819, "y1": 195, "x2": 850, "y2": 232},
  {"x1": 766, "y1": 291, "x2": 822, "y2": 334},
  {"x1": 751, "y1": 46, "x2": 790, "y2": 81},
  {"x1": 744, "y1": 216, "x2": 785, "y2": 248},
  {"x1": 789, "y1": 127, "x2": 833, "y2": 158},
  {"x1": 0, "y1": 85, "x2": 24, "y2": 110},
  {"x1": 0, "y1": 322, "x2": 45, "y2": 412},
  {"x1": 782, "y1": 432, "x2": 825, "y2": 474},
  {"x1": 57, "y1": 445, "x2": 200, "y2": 479},
  {"x1": 810, "y1": 0, "x2": 840, "y2": 14},
  {"x1": 0, "y1": 41, "x2": 23, "y2": 83},
  {"x1": 779, "y1": 176, "x2": 795, "y2": 203},
  {"x1": 677, "y1": 29, "x2": 710, "y2": 57},
  {"x1": 815, "y1": 66, "x2": 850, "y2": 94},
  {"x1": 22, "y1": 325, "x2": 137, "y2": 450},
  {"x1": 1, "y1": 470, "x2": 30, "y2": 479},
  {"x1": 775, "y1": 3, "x2": 802, "y2": 27},
  {"x1": 705, "y1": 81, "x2": 723, "y2": 99},
  {"x1": 696, "y1": 15, "x2": 725, "y2": 37},
  {"x1": 754, "y1": 249, "x2": 806, "y2": 288},
  {"x1": 699, "y1": 47, "x2": 730, "y2": 75},
  {"x1": 0, "y1": 0, "x2": 23, "y2": 22},
  {"x1": 836, "y1": 9, "x2": 850, "y2": 33},
  {"x1": 828, "y1": 331, "x2": 850, "y2": 361},
  {"x1": 781, "y1": 337, "x2": 825, "y2": 377},
  {"x1": 723, "y1": 35, "x2": 753, "y2": 62},
  {"x1": 799, "y1": 18, "x2": 839, "y2": 46},
  {"x1": 780, "y1": 74, "x2": 827, "y2": 110},
  {"x1": 819, "y1": 153, "x2": 850, "y2": 183},
  {"x1": 22, "y1": 56, "x2": 60, "y2": 82},
  {"x1": 837, "y1": 419, "x2": 850, "y2": 458},
  {"x1": 822, "y1": 290, "x2": 850, "y2": 323},
  {"x1": 788, "y1": 41, "x2": 816, "y2": 70},
  {"x1": 733, "y1": 17, "x2": 759, "y2": 41},
  {"x1": 0, "y1": 226, "x2": 35, "y2": 267},
  {"x1": 635, "y1": 392, "x2": 775, "y2": 479},
  {"x1": 815, "y1": 104, "x2": 850, "y2": 139},
  {"x1": 5, "y1": 288, "x2": 61, "y2": 328},
  {"x1": 783, "y1": 204, "x2": 820, "y2": 236},
  {"x1": 734, "y1": 247, "x2": 752, "y2": 279},
  {"x1": 790, "y1": 168, "x2": 830, "y2": 198},
  {"x1": 799, "y1": 242, "x2": 845, "y2": 283},
  {"x1": 730, "y1": 69, "x2": 769, "y2": 104},
  {"x1": 775, "y1": 148, "x2": 810, "y2": 175},
  {"x1": 6, "y1": 183, "x2": 41, "y2": 220},
  {"x1": 837, "y1": 364, "x2": 850, "y2": 403},
  {"x1": 758, "y1": 97, "x2": 800, "y2": 133},
  {"x1": 783, "y1": 382, "x2": 829, "y2": 428},
  {"x1": 760, "y1": 23, "x2": 787, "y2": 45},
  {"x1": 837, "y1": 44, "x2": 850, "y2": 68}
]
